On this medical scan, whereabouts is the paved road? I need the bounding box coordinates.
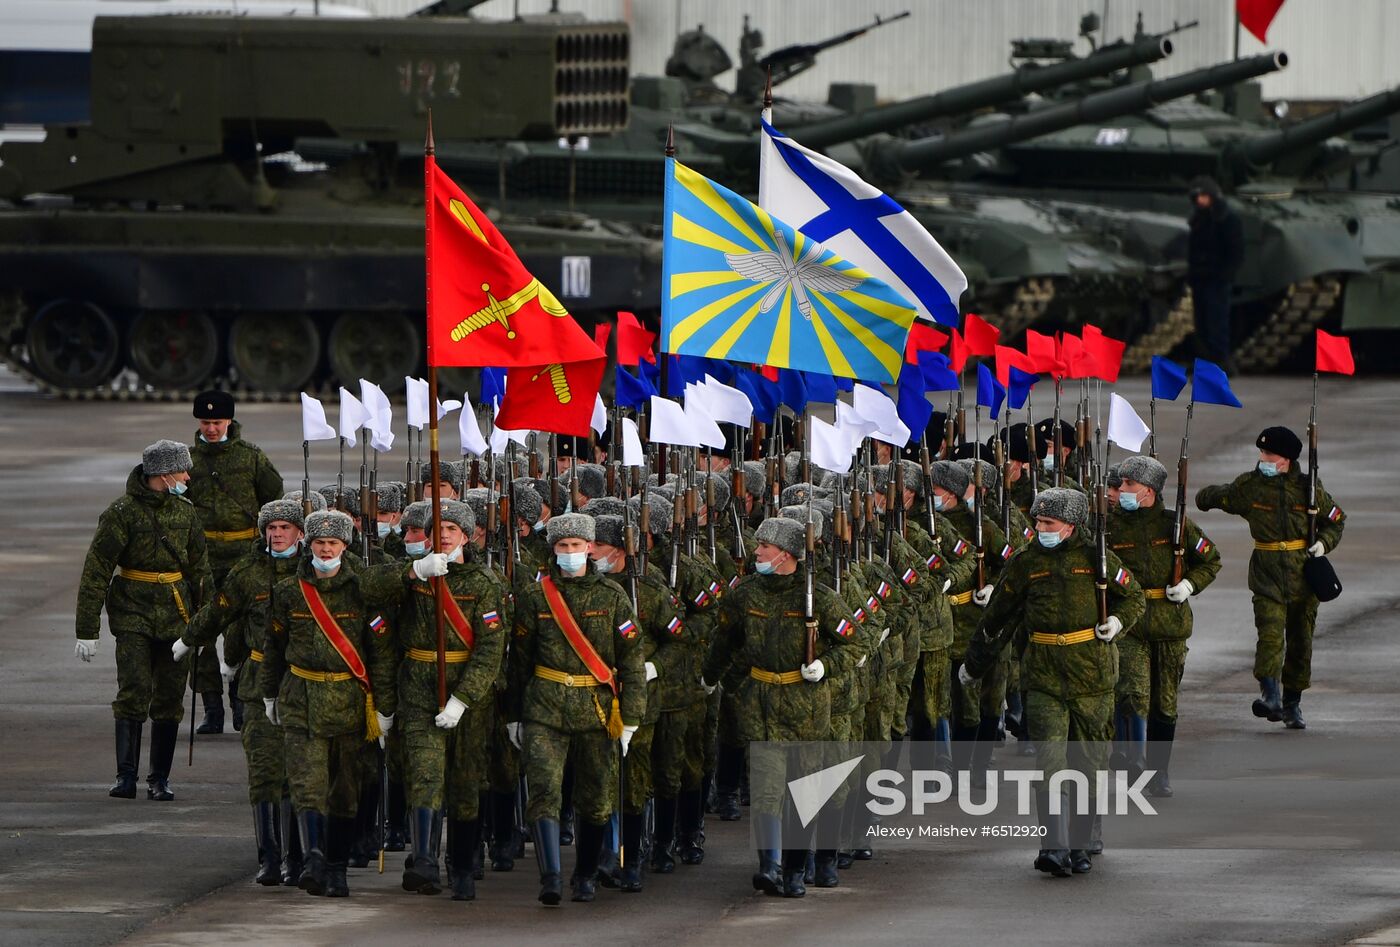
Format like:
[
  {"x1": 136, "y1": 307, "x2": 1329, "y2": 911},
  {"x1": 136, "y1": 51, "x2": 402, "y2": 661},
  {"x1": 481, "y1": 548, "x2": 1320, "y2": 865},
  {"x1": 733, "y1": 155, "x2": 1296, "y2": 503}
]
[{"x1": 2, "y1": 370, "x2": 1397, "y2": 947}]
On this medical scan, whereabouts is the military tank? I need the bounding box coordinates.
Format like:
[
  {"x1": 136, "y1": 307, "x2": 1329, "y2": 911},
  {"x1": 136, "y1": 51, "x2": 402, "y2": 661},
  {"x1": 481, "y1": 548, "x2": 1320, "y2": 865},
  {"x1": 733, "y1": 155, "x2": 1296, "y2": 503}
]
[{"x1": 0, "y1": 11, "x2": 649, "y2": 399}]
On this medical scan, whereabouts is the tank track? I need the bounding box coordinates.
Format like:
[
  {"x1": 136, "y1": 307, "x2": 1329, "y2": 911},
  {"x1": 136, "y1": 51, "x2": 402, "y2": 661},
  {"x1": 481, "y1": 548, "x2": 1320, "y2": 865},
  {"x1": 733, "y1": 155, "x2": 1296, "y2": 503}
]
[
  {"x1": 1234, "y1": 276, "x2": 1343, "y2": 373},
  {"x1": 1120, "y1": 287, "x2": 1195, "y2": 374}
]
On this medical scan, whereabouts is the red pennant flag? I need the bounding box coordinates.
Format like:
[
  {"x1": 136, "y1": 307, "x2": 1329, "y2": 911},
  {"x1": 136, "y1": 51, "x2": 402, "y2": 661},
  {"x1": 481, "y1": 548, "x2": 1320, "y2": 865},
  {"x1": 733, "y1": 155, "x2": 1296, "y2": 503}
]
[
  {"x1": 994, "y1": 344, "x2": 1034, "y2": 387},
  {"x1": 425, "y1": 160, "x2": 602, "y2": 368},
  {"x1": 592, "y1": 320, "x2": 612, "y2": 353},
  {"x1": 1081, "y1": 324, "x2": 1126, "y2": 383},
  {"x1": 1316, "y1": 329, "x2": 1355, "y2": 375},
  {"x1": 962, "y1": 313, "x2": 1000, "y2": 357},
  {"x1": 1059, "y1": 333, "x2": 1099, "y2": 380},
  {"x1": 1024, "y1": 329, "x2": 1061, "y2": 375},
  {"x1": 616, "y1": 310, "x2": 657, "y2": 366},
  {"x1": 759, "y1": 364, "x2": 779, "y2": 383},
  {"x1": 948, "y1": 328, "x2": 969, "y2": 374},
  {"x1": 496, "y1": 358, "x2": 607, "y2": 436},
  {"x1": 1237, "y1": 0, "x2": 1285, "y2": 42},
  {"x1": 905, "y1": 323, "x2": 949, "y2": 365}
]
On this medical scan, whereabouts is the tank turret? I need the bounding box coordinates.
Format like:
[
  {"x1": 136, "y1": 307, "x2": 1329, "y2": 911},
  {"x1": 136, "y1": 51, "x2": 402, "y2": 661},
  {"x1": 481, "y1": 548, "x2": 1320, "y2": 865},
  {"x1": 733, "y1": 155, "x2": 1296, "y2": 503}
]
[{"x1": 1232, "y1": 84, "x2": 1400, "y2": 175}]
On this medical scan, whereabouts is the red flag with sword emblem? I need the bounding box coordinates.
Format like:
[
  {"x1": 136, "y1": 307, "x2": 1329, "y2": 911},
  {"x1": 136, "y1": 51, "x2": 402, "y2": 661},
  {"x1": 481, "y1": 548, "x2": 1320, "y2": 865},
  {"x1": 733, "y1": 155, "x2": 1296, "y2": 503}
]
[
  {"x1": 425, "y1": 161, "x2": 603, "y2": 368},
  {"x1": 495, "y1": 358, "x2": 607, "y2": 436}
]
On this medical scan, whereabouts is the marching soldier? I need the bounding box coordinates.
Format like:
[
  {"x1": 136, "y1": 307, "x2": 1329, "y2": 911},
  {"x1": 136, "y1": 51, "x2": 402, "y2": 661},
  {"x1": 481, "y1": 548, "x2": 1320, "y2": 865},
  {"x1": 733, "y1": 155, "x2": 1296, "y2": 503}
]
[
  {"x1": 702, "y1": 516, "x2": 858, "y2": 899},
  {"x1": 963, "y1": 488, "x2": 1145, "y2": 877},
  {"x1": 77, "y1": 440, "x2": 212, "y2": 801},
  {"x1": 187, "y1": 390, "x2": 284, "y2": 734},
  {"x1": 1035, "y1": 417, "x2": 1082, "y2": 484},
  {"x1": 175, "y1": 498, "x2": 307, "y2": 885},
  {"x1": 506, "y1": 513, "x2": 645, "y2": 906},
  {"x1": 1196, "y1": 426, "x2": 1345, "y2": 729},
  {"x1": 360, "y1": 499, "x2": 507, "y2": 901},
  {"x1": 1107, "y1": 456, "x2": 1221, "y2": 796},
  {"x1": 260, "y1": 510, "x2": 397, "y2": 898},
  {"x1": 374, "y1": 481, "x2": 407, "y2": 560}
]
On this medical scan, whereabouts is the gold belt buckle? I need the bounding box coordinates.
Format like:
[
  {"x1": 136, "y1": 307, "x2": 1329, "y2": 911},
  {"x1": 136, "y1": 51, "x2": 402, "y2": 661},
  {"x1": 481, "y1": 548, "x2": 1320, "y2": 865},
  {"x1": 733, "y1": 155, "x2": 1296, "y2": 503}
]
[
  {"x1": 1055, "y1": 633, "x2": 1068, "y2": 646},
  {"x1": 563, "y1": 673, "x2": 576, "y2": 686}
]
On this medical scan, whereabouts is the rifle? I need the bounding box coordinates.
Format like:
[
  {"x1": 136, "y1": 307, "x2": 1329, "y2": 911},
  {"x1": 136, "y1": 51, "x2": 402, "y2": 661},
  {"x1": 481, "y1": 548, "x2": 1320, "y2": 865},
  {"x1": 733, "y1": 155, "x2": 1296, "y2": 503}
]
[
  {"x1": 881, "y1": 471, "x2": 897, "y2": 560},
  {"x1": 919, "y1": 435, "x2": 937, "y2": 538},
  {"x1": 364, "y1": 465, "x2": 379, "y2": 562},
  {"x1": 1026, "y1": 394, "x2": 1040, "y2": 500},
  {"x1": 1052, "y1": 387, "x2": 1065, "y2": 488},
  {"x1": 301, "y1": 440, "x2": 314, "y2": 518},
  {"x1": 941, "y1": 410, "x2": 955, "y2": 461},
  {"x1": 804, "y1": 497, "x2": 817, "y2": 668},
  {"x1": 1094, "y1": 477, "x2": 1110, "y2": 626},
  {"x1": 484, "y1": 457, "x2": 498, "y2": 572},
  {"x1": 832, "y1": 475, "x2": 846, "y2": 594},
  {"x1": 1171, "y1": 403, "x2": 1193, "y2": 586},
  {"x1": 996, "y1": 434, "x2": 1012, "y2": 541},
  {"x1": 668, "y1": 451, "x2": 684, "y2": 589},
  {"x1": 639, "y1": 472, "x2": 652, "y2": 576},
  {"x1": 705, "y1": 467, "x2": 718, "y2": 563},
  {"x1": 972, "y1": 450, "x2": 986, "y2": 590},
  {"x1": 1306, "y1": 376, "x2": 1320, "y2": 551},
  {"x1": 730, "y1": 455, "x2": 747, "y2": 571},
  {"x1": 501, "y1": 467, "x2": 515, "y2": 584},
  {"x1": 358, "y1": 435, "x2": 370, "y2": 560}
]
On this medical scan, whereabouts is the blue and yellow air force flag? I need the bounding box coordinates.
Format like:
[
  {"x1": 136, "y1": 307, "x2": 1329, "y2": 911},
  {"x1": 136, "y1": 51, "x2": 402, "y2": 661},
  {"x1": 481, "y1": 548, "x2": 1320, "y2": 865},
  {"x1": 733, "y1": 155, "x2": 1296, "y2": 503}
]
[
  {"x1": 759, "y1": 117, "x2": 966, "y2": 327},
  {"x1": 662, "y1": 158, "x2": 916, "y2": 385}
]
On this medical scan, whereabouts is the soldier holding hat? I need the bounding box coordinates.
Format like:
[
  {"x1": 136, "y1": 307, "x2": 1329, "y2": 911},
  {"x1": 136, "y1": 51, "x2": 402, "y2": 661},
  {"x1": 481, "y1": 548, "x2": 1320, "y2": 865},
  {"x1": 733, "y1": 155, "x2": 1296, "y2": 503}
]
[
  {"x1": 188, "y1": 390, "x2": 284, "y2": 734},
  {"x1": 77, "y1": 439, "x2": 213, "y2": 802},
  {"x1": 1196, "y1": 426, "x2": 1345, "y2": 729}
]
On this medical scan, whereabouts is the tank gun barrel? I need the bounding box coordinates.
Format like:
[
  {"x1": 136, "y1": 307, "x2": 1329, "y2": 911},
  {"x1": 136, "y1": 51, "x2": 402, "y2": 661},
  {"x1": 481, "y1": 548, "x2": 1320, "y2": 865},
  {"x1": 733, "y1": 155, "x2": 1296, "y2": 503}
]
[
  {"x1": 1236, "y1": 83, "x2": 1400, "y2": 168},
  {"x1": 796, "y1": 32, "x2": 1174, "y2": 150},
  {"x1": 887, "y1": 51, "x2": 1287, "y2": 174},
  {"x1": 762, "y1": 11, "x2": 911, "y2": 88}
]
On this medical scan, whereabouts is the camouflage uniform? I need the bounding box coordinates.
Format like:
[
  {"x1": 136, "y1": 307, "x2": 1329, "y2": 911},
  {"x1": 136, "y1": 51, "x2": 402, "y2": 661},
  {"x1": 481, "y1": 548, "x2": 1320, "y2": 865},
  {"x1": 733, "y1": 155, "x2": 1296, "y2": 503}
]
[
  {"x1": 1197, "y1": 467, "x2": 1344, "y2": 695},
  {"x1": 78, "y1": 464, "x2": 212, "y2": 723},
  {"x1": 942, "y1": 502, "x2": 1014, "y2": 735}
]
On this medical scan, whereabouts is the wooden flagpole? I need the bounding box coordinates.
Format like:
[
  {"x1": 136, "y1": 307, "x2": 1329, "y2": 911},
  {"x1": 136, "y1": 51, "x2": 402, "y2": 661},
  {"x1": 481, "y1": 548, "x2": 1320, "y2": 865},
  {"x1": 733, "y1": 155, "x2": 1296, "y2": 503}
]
[{"x1": 424, "y1": 111, "x2": 447, "y2": 709}]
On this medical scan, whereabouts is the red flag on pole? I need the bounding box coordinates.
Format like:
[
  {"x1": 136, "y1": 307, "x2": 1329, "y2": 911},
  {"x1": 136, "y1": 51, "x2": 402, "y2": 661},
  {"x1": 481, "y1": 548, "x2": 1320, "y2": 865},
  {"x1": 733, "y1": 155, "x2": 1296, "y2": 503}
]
[
  {"x1": 962, "y1": 313, "x2": 1000, "y2": 357},
  {"x1": 1315, "y1": 329, "x2": 1355, "y2": 375},
  {"x1": 496, "y1": 358, "x2": 607, "y2": 435},
  {"x1": 948, "y1": 328, "x2": 969, "y2": 374},
  {"x1": 994, "y1": 344, "x2": 1035, "y2": 387},
  {"x1": 616, "y1": 311, "x2": 657, "y2": 366},
  {"x1": 1081, "y1": 324, "x2": 1126, "y2": 383},
  {"x1": 592, "y1": 320, "x2": 612, "y2": 353},
  {"x1": 1059, "y1": 333, "x2": 1098, "y2": 380},
  {"x1": 905, "y1": 322, "x2": 949, "y2": 365},
  {"x1": 1024, "y1": 329, "x2": 1061, "y2": 375},
  {"x1": 1237, "y1": 0, "x2": 1286, "y2": 42},
  {"x1": 425, "y1": 162, "x2": 603, "y2": 368}
]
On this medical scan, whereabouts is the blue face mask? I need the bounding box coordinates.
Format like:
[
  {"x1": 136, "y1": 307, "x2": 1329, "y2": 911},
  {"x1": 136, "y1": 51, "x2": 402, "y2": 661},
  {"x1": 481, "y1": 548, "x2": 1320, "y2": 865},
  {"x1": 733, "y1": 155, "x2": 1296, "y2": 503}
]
[
  {"x1": 269, "y1": 542, "x2": 298, "y2": 559},
  {"x1": 556, "y1": 551, "x2": 588, "y2": 573},
  {"x1": 533, "y1": 519, "x2": 546, "y2": 532},
  {"x1": 1258, "y1": 461, "x2": 1279, "y2": 478},
  {"x1": 965, "y1": 494, "x2": 976, "y2": 512},
  {"x1": 404, "y1": 539, "x2": 429, "y2": 557},
  {"x1": 1037, "y1": 531, "x2": 1064, "y2": 549},
  {"x1": 165, "y1": 478, "x2": 188, "y2": 496},
  {"x1": 592, "y1": 555, "x2": 616, "y2": 574},
  {"x1": 1118, "y1": 491, "x2": 1140, "y2": 512},
  {"x1": 199, "y1": 433, "x2": 228, "y2": 444},
  {"x1": 311, "y1": 556, "x2": 341, "y2": 574},
  {"x1": 1043, "y1": 455, "x2": 1056, "y2": 472},
  {"x1": 376, "y1": 521, "x2": 392, "y2": 540},
  {"x1": 754, "y1": 558, "x2": 777, "y2": 575}
]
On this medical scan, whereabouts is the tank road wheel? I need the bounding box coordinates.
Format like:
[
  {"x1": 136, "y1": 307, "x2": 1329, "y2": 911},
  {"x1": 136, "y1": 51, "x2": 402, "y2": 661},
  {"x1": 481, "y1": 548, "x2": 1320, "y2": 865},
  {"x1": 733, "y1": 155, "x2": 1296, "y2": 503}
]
[
  {"x1": 228, "y1": 312, "x2": 321, "y2": 394},
  {"x1": 326, "y1": 312, "x2": 419, "y2": 393},
  {"x1": 128, "y1": 311, "x2": 220, "y2": 391},
  {"x1": 25, "y1": 299, "x2": 121, "y2": 389}
]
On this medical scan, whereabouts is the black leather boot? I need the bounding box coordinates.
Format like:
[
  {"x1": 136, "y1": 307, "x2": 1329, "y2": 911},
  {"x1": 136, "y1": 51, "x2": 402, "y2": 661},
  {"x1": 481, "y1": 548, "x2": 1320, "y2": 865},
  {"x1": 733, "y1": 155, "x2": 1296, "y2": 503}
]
[
  {"x1": 110, "y1": 719, "x2": 142, "y2": 799},
  {"x1": 1109, "y1": 703, "x2": 1129, "y2": 770},
  {"x1": 594, "y1": 815, "x2": 620, "y2": 889},
  {"x1": 146, "y1": 720, "x2": 177, "y2": 801},
  {"x1": 970, "y1": 716, "x2": 1001, "y2": 790},
  {"x1": 751, "y1": 813, "x2": 782, "y2": 895},
  {"x1": 196, "y1": 691, "x2": 225, "y2": 734},
  {"x1": 348, "y1": 780, "x2": 380, "y2": 869},
  {"x1": 297, "y1": 810, "x2": 328, "y2": 895},
  {"x1": 715, "y1": 743, "x2": 743, "y2": 821},
  {"x1": 618, "y1": 811, "x2": 645, "y2": 892},
  {"x1": 403, "y1": 807, "x2": 442, "y2": 894},
  {"x1": 1252, "y1": 677, "x2": 1283, "y2": 721},
  {"x1": 1282, "y1": 689, "x2": 1306, "y2": 730},
  {"x1": 450, "y1": 818, "x2": 479, "y2": 901},
  {"x1": 559, "y1": 766, "x2": 575, "y2": 845},
  {"x1": 253, "y1": 802, "x2": 281, "y2": 886},
  {"x1": 325, "y1": 816, "x2": 353, "y2": 897},
  {"x1": 813, "y1": 849, "x2": 840, "y2": 888},
  {"x1": 650, "y1": 796, "x2": 677, "y2": 873},
  {"x1": 677, "y1": 789, "x2": 705, "y2": 865},
  {"x1": 384, "y1": 779, "x2": 407, "y2": 852},
  {"x1": 571, "y1": 820, "x2": 605, "y2": 902},
  {"x1": 229, "y1": 679, "x2": 244, "y2": 733},
  {"x1": 533, "y1": 818, "x2": 563, "y2": 905},
  {"x1": 473, "y1": 792, "x2": 489, "y2": 880},
  {"x1": 951, "y1": 722, "x2": 978, "y2": 772},
  {"x1": 1069, "y1": 808, "x2": 1095, "y2": 874},
  {"x1": 1146, "y1": 718, "x2": 1176, "y2": 797},
  {"x1": 781, "y1": 848, "x2": 808, "y2": 898},
  {"x1": 280, "y1": 799, "x2": 304, "y2": 886},
  {"x1": 489, "y1": 790, "x2": 516, "y2": 870},
  {"x1": 1032, "y1": 791, "x2": 1071, "y2": 877},
  {"x1": 1126, "y1": 714, "x2": 1148, "y2": 779}
]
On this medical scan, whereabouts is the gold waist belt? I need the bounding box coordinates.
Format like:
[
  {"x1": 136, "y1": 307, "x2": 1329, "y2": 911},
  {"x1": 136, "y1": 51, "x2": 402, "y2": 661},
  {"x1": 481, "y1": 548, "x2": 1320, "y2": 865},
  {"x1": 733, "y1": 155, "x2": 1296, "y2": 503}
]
[
  {"x1": 1029, "y1": 628, "x2": 1096, "y2": 646},
  {"x1": 750, "y1": 666, "x2": 804, "y2": 685}
]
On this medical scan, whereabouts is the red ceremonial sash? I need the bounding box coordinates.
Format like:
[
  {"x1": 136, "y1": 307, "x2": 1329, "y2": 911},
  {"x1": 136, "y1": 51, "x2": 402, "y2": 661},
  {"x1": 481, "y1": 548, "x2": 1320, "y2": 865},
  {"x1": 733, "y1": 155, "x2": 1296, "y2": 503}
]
[
  {"x1": 539, "y1": 576, "x2": 616, "y2": 699},
  {"x1": 299, "y1": 579, "x2": 371, "y2": 694},
  {"x1": 441, "y1": 587, "x2": 476, "y2": 651}
]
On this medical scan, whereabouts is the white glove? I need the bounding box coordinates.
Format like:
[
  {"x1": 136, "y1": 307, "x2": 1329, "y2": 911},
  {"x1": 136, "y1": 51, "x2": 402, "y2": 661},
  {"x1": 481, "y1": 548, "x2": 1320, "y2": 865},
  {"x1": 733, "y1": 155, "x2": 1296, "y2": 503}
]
[
  {"x1": 942, "y1": 578, "x2": 952, "y2": 593},
  {"x1": 644, "y1": 661, "x2": 658, "y2": 683},
  {"x1": 434, "y1": 695, "x2": 467, "y2": 729},
  {"x1": 219, "y1": 659, "x2": 240, "y2": 683},
  {"x1": 263, "y1": 698, "x2": 280, "y2": 725},
  {"x1": 1307, "y1": 541, "x2": 1326, "y2": 558},
  {"x1": 856, "y1": 653, "x2": 868, "y2": 668},
  {"x1": 973, "y1": 585, "x2": 994, "y2": 607},
  {"x1": 507, "y1": 721, "x2": 523, "y2": 749},
  {"x1": 1095, "y1": 616, "x2": 1123, "y2": 642},
  {"x1": 700, "y1": 679, "x2": 717, "y2": 696},
  {"x1": 376, "y1": 712, "x2": 395, "y2": 736},
  {"x1": 171, "y1": 639, "x2": 191, "y2": 662},
  {"x1": 800, "y1": 660, "x2": 825, "y2": 683},
  {"x1": 958, "y1": 664, "x2": 976, "y2": 688},
  {"x1": 878, "y1": 628, "x2": 890, "y2": 646},
  {"x1": 413, "y1": 552, "x2": 450, "y2": 580},
  {"x1": 75, "y1": 639, "x2": 97, "y2": 662},
  {"x1": 620, "y1": 724, "x2": 639, "y2": 757},
  {"x1": 1164, "y1": 579, "x2": 1194, "y2": 604}
]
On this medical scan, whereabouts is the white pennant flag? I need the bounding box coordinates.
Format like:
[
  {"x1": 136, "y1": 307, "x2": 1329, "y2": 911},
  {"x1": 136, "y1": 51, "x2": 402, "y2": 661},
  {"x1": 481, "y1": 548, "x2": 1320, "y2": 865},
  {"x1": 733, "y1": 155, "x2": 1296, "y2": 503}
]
[
  {"x1": 459, "y1": 392, "x2": 488, "y2": 458},
  {"x1": 811, "y1": 415, "x2": 856, "y2": 475},
  {"x1": 852, "y1": 383, "x2": 911, "y2": 446},
  {"x1": 621, "y1": 417, "x2": 645, "y2": 467},
  {"x1": 1107, "y1": 392, "x2": 1153, "y2": 453},
  {"x1": 489, "y1": 405, "x2": 531, "y2": 453},
  {"x1": 359, "y1": 380, "x2": 395, "y2": 452},
  {"x1": 697, "y1": 375, "x2": 753, "y2": 427},
  {"x1": 338, "y1": 387, "x2": 369, "y2": 447},
  {"x1": 437, "y1": 397, "x2": 462, "y2": 421},
  {"x1": 649, "y1": 396, "x2": 701, "y2": 447},
  {"x1": 300, "y1": 393, "x2": 337, "y2": 442},
  {"x1": 591, "y1": 393, "x2": 608, "y2": 436},
  {"x1": 684, "y1": 394, "x2": 727, "y2": 449},
  {"x1": 405, "y1": 376, "x2": 430, "y2": 430},
  {"x1": 835, "y1": 400, "x2": 879, "y2": 444}
]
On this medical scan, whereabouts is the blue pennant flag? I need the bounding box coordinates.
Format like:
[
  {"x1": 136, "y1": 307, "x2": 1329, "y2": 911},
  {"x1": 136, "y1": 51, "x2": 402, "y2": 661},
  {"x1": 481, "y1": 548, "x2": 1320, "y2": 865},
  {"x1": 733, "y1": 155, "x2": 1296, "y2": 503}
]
[
  {"x1": 1191, "y1": 359, "x2": 1242, "y2": 408},
  {"x1": 798, "y1": 369, "x2": 838, "y2": 405},
  {"x1": 1150, "y1": 356, "x2": 1188, "y2": 401},
  {"x1": 1007, "y1": 365, "x2": 1039, "y2": 411},
  {"x1": 776, "y1": 368, "x2": 808, "y2": 414},
  {"x1": 897, "y1": 360, "x2": 934, "y2": 438},
  {"x1": 661, "y1": 157, "x2": 916, "y2": 384},
  {"x1": 638, "y1": 357, "x2": 660, "y2": 393},
  {"x1": 615, "y1": 364, "x2": 656, "y2": 411},
  {"x1": 976, "y1": 362, "x2": 1006, "y2": 421},
  {"x1": 917, "y1": 351, "x2": 960, "y2": 393},
  {"x1": 834, "y1": 374, "x2": 855, "y2": 393},
  {"x1": 734, "y1": 367, "x2": 780, "y2": 426},
  {"x1": 480, "y1": 367, "x2": 507, "y2": 408},
  {"x1": 665, "y1": 354, "x2": 711, "y2": 398}
]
